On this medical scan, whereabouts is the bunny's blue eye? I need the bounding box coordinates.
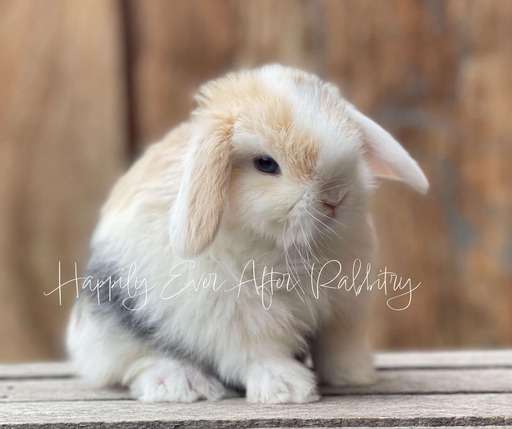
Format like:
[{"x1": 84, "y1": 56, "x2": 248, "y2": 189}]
[{"x1": 253, "y1": 156, "x2": 280, "y2": 175}]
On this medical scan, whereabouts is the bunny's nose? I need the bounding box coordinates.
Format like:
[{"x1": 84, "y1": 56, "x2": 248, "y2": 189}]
[
  {"x1": 321, "y1": 192, "x2": 347, "y2": 208},
  {"x1": 320, "y1": 191, "x2": 348, "y2": 217},
  {"x1": 322, "y1": 201, "x2": 338, "y2": 211}
]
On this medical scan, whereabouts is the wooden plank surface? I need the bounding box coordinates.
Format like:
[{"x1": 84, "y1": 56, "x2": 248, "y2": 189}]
[
  {"x1": 1, "y1": 350, "x2": 510, "y2": 379},
  {"x1": 0, "y1": 368, "x2": 511, "y2": 403},
  {"x1": 375, "y1": 349, "x2": 512, "y2": 369},
  {"x1": 0, "y1": 363, "x2": 72, "y2": 380},
  {"x1": 1, "y1": 394, "x2": 511, "y2": 427},
  {"x1": 0, "y1": 351, "x2": 510, "y2": 427}
]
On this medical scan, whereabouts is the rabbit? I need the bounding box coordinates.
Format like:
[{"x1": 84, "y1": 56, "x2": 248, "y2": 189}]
[{"x1": 66, "y1": 64, "x2": 428, "y2": 404}]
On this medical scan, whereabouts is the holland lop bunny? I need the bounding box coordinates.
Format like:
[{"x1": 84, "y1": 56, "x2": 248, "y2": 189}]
[{"x1": 67, "y1": 65, "x2": 428, "y2": 403}]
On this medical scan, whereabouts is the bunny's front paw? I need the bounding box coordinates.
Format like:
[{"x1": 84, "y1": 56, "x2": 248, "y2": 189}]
[
  {"x1": 246, "y1": 359, "x2": 319, "y2": 403},
  {"x1": 125, "y1": 357, "x2": 226, "y2": 402}
]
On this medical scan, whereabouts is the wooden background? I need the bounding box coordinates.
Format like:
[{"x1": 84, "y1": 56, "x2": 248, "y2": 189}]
[{"x1": 0, "y1": 0, "x2": 511, "y2": 362}]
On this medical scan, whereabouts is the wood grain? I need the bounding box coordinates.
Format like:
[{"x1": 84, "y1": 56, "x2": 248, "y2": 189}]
[
  {"x1": 375, "y1": 349, "x2": 512, "y2": 368},
  {"x1": 1, "y1": 350, "x2": 510, "y2": 380},
  {"x1": 0, "y1": 0, "x2": 511, "y2": 362},
  {"x1": 1, "y1": 368, "x2": 511, "y2": 403},
  {"x1": 1, "y1": 394, "x2": 511, "y2": 427},
  {"x1": 0, "y1": 0, "x2": 127, "y2": 361},
  {"x1": 124, "y1": 0, "x2": 512, "y2": 352},
  {"x1": 0, "y1": 362, "x2": 73, "y2": 380},
  {"x1": 0, "y1": 352, "x2": 510, "y2": 426}
]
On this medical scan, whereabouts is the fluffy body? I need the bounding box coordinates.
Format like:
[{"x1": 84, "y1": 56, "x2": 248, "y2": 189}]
[{"x1": 67, "y1": 65, "x2": 428, "y2": 403}]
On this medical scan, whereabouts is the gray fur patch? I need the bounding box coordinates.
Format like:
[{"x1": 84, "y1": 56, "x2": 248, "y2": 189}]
[
  {"x1": 80, "y1": 256, "x2": 156, "y2": 339},
  {"x1": 78, "y1": 251, "x2": 245, "y2": 392}
]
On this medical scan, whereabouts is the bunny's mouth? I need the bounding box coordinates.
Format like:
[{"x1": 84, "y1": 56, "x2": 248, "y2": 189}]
[
  {"x1": 318, "y1": 191, "x2": 349, "y2": 219},
  {"x1": 321, "y1": 202, "x2": 338, "y2": 218}
]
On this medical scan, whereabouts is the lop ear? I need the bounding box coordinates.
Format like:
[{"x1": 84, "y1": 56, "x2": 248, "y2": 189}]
[
  {"x1": 349, "y1": 107, "x2": 429, "y2": 194},
  {"x1": 169, "y1": 121, "x2": 233, "y2": 257}
]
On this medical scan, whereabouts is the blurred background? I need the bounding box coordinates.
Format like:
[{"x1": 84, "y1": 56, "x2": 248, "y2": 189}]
[{"x1": 0, "y1": 0, "x2": 511, "y2": 362}]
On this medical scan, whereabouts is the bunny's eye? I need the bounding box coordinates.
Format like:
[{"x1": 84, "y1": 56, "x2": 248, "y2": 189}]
[{"x1": 253, "y1": 156, "x2": 281, "y2": 175}]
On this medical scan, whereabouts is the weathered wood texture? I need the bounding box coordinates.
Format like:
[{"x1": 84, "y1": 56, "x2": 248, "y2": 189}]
[
  {"x1": 0, "y1": 351, "x2": 511, "y2": 427},
  {"x1": 0, "y1": 0, "x2": 127, "y2": 361},
  {"x1": 125, "y1": 0, "x2": 512, "y2": 351},
  {"x1": 0, "y1": 0, "x2": 511, "y2": 362}
]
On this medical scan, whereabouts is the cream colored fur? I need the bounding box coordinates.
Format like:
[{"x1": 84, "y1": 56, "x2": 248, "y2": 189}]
[{"x1": 67, "y1": 65, "x2": 428, "y2": 403}]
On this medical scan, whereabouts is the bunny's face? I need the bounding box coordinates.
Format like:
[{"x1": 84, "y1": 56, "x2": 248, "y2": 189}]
[
  {"x1": 223, "y1": 73, "x2": 368, "y2": 251},
  {"x1": 169, "y1": 65, "x2": 428, "y2": 257}
]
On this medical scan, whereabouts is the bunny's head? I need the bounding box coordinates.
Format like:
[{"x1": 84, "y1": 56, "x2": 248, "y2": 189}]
[{"x1": 169, "y1": 65, "x2": 428, "y2": 257}]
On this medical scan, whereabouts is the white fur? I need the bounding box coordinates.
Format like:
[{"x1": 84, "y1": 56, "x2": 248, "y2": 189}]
[{"x1": 67, "y1": 65, "x2": 428, "y2": 403}]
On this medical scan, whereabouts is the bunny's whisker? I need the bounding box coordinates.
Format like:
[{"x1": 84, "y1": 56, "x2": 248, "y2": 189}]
[
  {"x1": 67, "y1": 64, "x2": 428, "y2": 405},
  {"x1": 282, "y1": 216, "x2": 303, "y2": 290},
  {"x1": 310, "y1": 205, "x2": 349, "y2": 230},
  {"x1": 321, "y1": 184, "x2": 349, "y2": 192},
  {"x1": 305, "y1": 207, "x2": 341, "y2": 239}
]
